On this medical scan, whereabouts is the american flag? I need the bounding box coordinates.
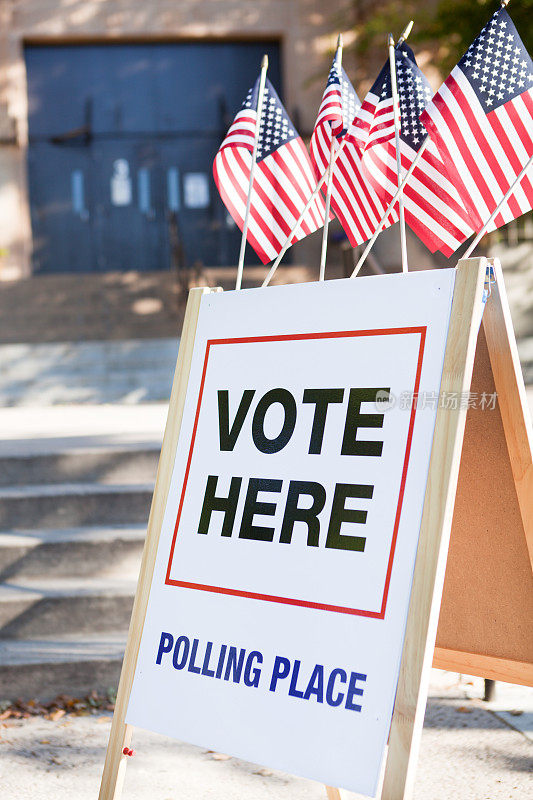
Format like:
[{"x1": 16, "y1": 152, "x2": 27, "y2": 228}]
[
  {"x1": 309, "y1": 51, "x2": 398, "y2": 247},
  {"x1": 361, "y1": 42, "x2": 476, "y2": 256},
  {"x1": 213, "y1": 77, "x2": 326, "y2": 264},
  {"x1": 348, "y1": 59, "x2": 396, "y2": 151},
  {"x1": 420, "y1": 8, "x2": 533, "y2": 233}
]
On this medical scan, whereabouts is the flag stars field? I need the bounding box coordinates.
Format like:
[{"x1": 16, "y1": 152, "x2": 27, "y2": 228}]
[
  {"x1": 213, "y1": 75, "x2": 327, "y2": 264},
  {"x1": 461, "y1": 8, "x2": 533, "y2": 112}
]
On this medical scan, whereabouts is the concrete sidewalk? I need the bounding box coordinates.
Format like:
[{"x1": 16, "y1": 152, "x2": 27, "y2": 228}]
[
  {"x1": 0, "y1": 673, "x2": 531, "y2": 800},
  {"x1": 0, "y1": 404, "x2": 167, "y2": 456}
]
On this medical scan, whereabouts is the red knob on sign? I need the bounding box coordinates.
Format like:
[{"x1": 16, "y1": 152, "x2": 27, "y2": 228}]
[{"x1": 122, "y1": 747, "x2": 135, "y2": 757}]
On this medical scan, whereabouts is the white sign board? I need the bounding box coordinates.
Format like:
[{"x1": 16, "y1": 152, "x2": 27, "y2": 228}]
[{"x1": 127, "y1": 270, "x2": 456, "y2": 796}]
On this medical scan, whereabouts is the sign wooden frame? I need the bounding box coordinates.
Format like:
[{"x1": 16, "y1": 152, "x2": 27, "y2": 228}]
[
  {"x1": 433, "y1": 257, "x2": 533, "y2": 687},
  {"x1": 98, "y1": 257, "x2": 531, "y2": 800}
]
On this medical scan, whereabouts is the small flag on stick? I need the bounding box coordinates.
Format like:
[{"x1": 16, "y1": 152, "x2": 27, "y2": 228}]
[
  {"x1": 317, "y1": 34, "x2": 344, "y2": 280},
  {"x1": 310, "y1": 51, "x2": 398, "y2": 248},
  {"x1": 213, "y1": 77, "x2": 326, "y2": 265},
  {"x1": 349, "y1": 58, "x2": 397, "y2": 151},
  {"x1": 388, "y1": 32, "x2": 409, "y2": 272},
  {"x1": 420, "y1": 6, "x2": 533, "y2": 234},
  {"x1": 360, "y1": 41, "x2": 476, "y2": 256}
]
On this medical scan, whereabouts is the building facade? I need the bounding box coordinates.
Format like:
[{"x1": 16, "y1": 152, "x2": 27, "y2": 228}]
[{"x1": 0, "y1": 0, "x2": 349, "y2": 279}]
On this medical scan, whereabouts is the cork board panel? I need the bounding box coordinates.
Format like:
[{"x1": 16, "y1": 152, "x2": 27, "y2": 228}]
[{"x1": 435, "y1": 324, "x2": 533, "y2": 668}]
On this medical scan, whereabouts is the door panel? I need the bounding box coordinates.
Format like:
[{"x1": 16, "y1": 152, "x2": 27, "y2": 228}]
[
  {"x1": 27, "y1": 143, "x2": 95, "y2": 273},
  {"x1": 91, "y1": 140, "x2": 167, "y2": 272},
  {"x1": 25, "y1": 41, "x2": 281, "y2": 273}
]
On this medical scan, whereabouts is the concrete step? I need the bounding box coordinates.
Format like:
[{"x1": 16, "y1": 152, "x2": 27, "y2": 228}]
[
  {"x1": 0, "y1": 633, "x2": 127, "y2": 700},
  {"x1": 0, "y1": 338, "x2": 179, "y2": 406},
  {"x1": 0, "y1": 445, "x2": 159, "y2": 487},
  {"x1": 0, "y1": 577, "x2": 137, "y2": 639},
  {"x1": 0, "y1": 525, "x2": 145, "y2": 580},
  {"x1": 0, "y1": 404, "x2": 167, "y2": 457},
  {"x1": 0, "y1": 482, "x2": 153, "y2": 530}
]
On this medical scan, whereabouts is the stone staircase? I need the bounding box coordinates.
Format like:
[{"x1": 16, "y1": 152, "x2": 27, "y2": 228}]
[
  {"x1": 0, "y1": 423, "x2": 162, "y2": 701},
  {"x1": 0, "y1": 338, "x2": 179, "y2": 406}
]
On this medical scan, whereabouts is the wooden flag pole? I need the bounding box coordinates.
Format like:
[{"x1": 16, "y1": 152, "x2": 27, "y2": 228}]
[
  {"x1": 389, "y1": 32, "x2": 408, "y2": 273},
  {"x1": 463, "y1": 153, "x2": 533, "y2": 258},
  {"x1": 235, "y1": 54, "x2": 269, "y2": 291},
  {"x1": 350, "y1": 20, "x2": 419, "y2": 279},
  {"x1": 318, "y1": 34, "x2": 343, "y2": 282}
]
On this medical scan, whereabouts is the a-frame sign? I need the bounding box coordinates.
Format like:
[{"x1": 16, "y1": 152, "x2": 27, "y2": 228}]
[
  {"x1": 98, "y1": 257, "x2": 532, "y2": 800},
  {"x1": 434, "y1": 258, "x2": 533, "y2": 686}
]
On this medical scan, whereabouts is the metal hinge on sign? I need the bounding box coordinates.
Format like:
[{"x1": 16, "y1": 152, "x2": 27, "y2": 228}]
[{"x1": 482, "y1": 263, "x2": 496, "y2": 308}]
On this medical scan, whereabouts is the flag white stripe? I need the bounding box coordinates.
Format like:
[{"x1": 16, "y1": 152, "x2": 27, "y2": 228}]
[
  {"x1": 290, "y1": 138, "x2": 328, "y2": 218},
  {"x1": 310, "y1": 126, "x2": 331, "y2": 175},
  {"x1": 490, "y1": 101, "x2": 533, "y2": 215},
  {"x1": 254, "y1": 159, "x2": 317, "y2": 241},
  {"x1": 367, "y1": 149, "x2": 469, "y2": 245},
  {"x1": 439, "y1": 77, "x2": 504, "y2": 203},
  {"x1": 423, "y1": 79, "x2": 492, "y2": 220},
  {"x1": 215, "y1": 149, "x2": 278, "y2": 260},
  {"x1": 362, "y1": 137, "x2": 473, "y2": 253},
  {"x1": 262, "y1": 144, "x2": 323, "y2": 233},
  {"x1": 222, "y1": 148, "x2": 283, "y2": 257},
  {"x1": 332, "y1": 144, "x2": 397, "y2": 243},
  {"x1": 454, "y1": 72, "x2": 531, "y2": 197},
  {"x1": 332, "y1": 167, "x2": 375, "y2": 240},
  {"x1": 255, "y1": 142, "x2": 326, "y2": 240}
]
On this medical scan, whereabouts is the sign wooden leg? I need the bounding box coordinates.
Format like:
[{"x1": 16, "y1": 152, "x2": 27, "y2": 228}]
[
  {"x1": 98, "y1": 286, "x2": 217, "y2": 800},
  {"x1": 325, "y1": 786, "x2": 342, "y2": 800},
  {"x1": 379, "y1": 258, "x2": 487, "y2": 800}
]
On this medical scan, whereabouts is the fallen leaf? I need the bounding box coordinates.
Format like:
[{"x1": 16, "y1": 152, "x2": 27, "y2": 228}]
[
  {"x1": 211, "y1": 752, "x2": 231, "y2": 761},
  {"x1": 509, "y1": 709, "x2": 524, "y2": 716},
  {"x1": 48, "y1": 709, "x2": 66, "y2": 722},
  {"x1": 456, "y1": 706, "x2": 472, "y2": 713},
  {"x1": 40, "y1": 739, "x2": 50, "y2": 744}
]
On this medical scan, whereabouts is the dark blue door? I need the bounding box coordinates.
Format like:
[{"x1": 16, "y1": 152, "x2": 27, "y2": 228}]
[{"x1": 25, "y1": 41, "x2": 281, "y2": 273}]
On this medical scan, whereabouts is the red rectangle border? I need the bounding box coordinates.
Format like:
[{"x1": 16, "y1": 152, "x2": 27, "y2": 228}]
[{"x1": 165, "y1": 326, "x2": 427, "y2": 618}]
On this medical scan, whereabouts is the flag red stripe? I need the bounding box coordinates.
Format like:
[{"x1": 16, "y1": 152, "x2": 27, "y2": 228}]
[
  {"x1": 486, "y1": 111, "x2": 524, "y2": 219},
  {"x1": 499, "y1": 100, "x2": 533, "y2": 158},
  {"x1": 366, "y1": 149, "x2": 468, "y2": 251},
  {"x1": 446, "y1": 77, "x2": 511, "y2": 198},
  {"x1": 231, "y1": 148, "x2": 294, "y2": 257},
  {"x1": 288, "y1": 139, "x2": 325, "y2": 230},
  {"x1": 428, "y1": 98, "x2": 495, "y2": 219},
  {"x1": 343, "y1": 147, "x2": 386, "y2": 225},
  {"x1": 260, "y1": 153, "x2": 314, "y2": 237},
  {"x1": 227, "y1": 148, "x2": 282, "y2": 261},
  {"x1": 214, "y1": 150, "x2": 272, "y2": 263}
]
